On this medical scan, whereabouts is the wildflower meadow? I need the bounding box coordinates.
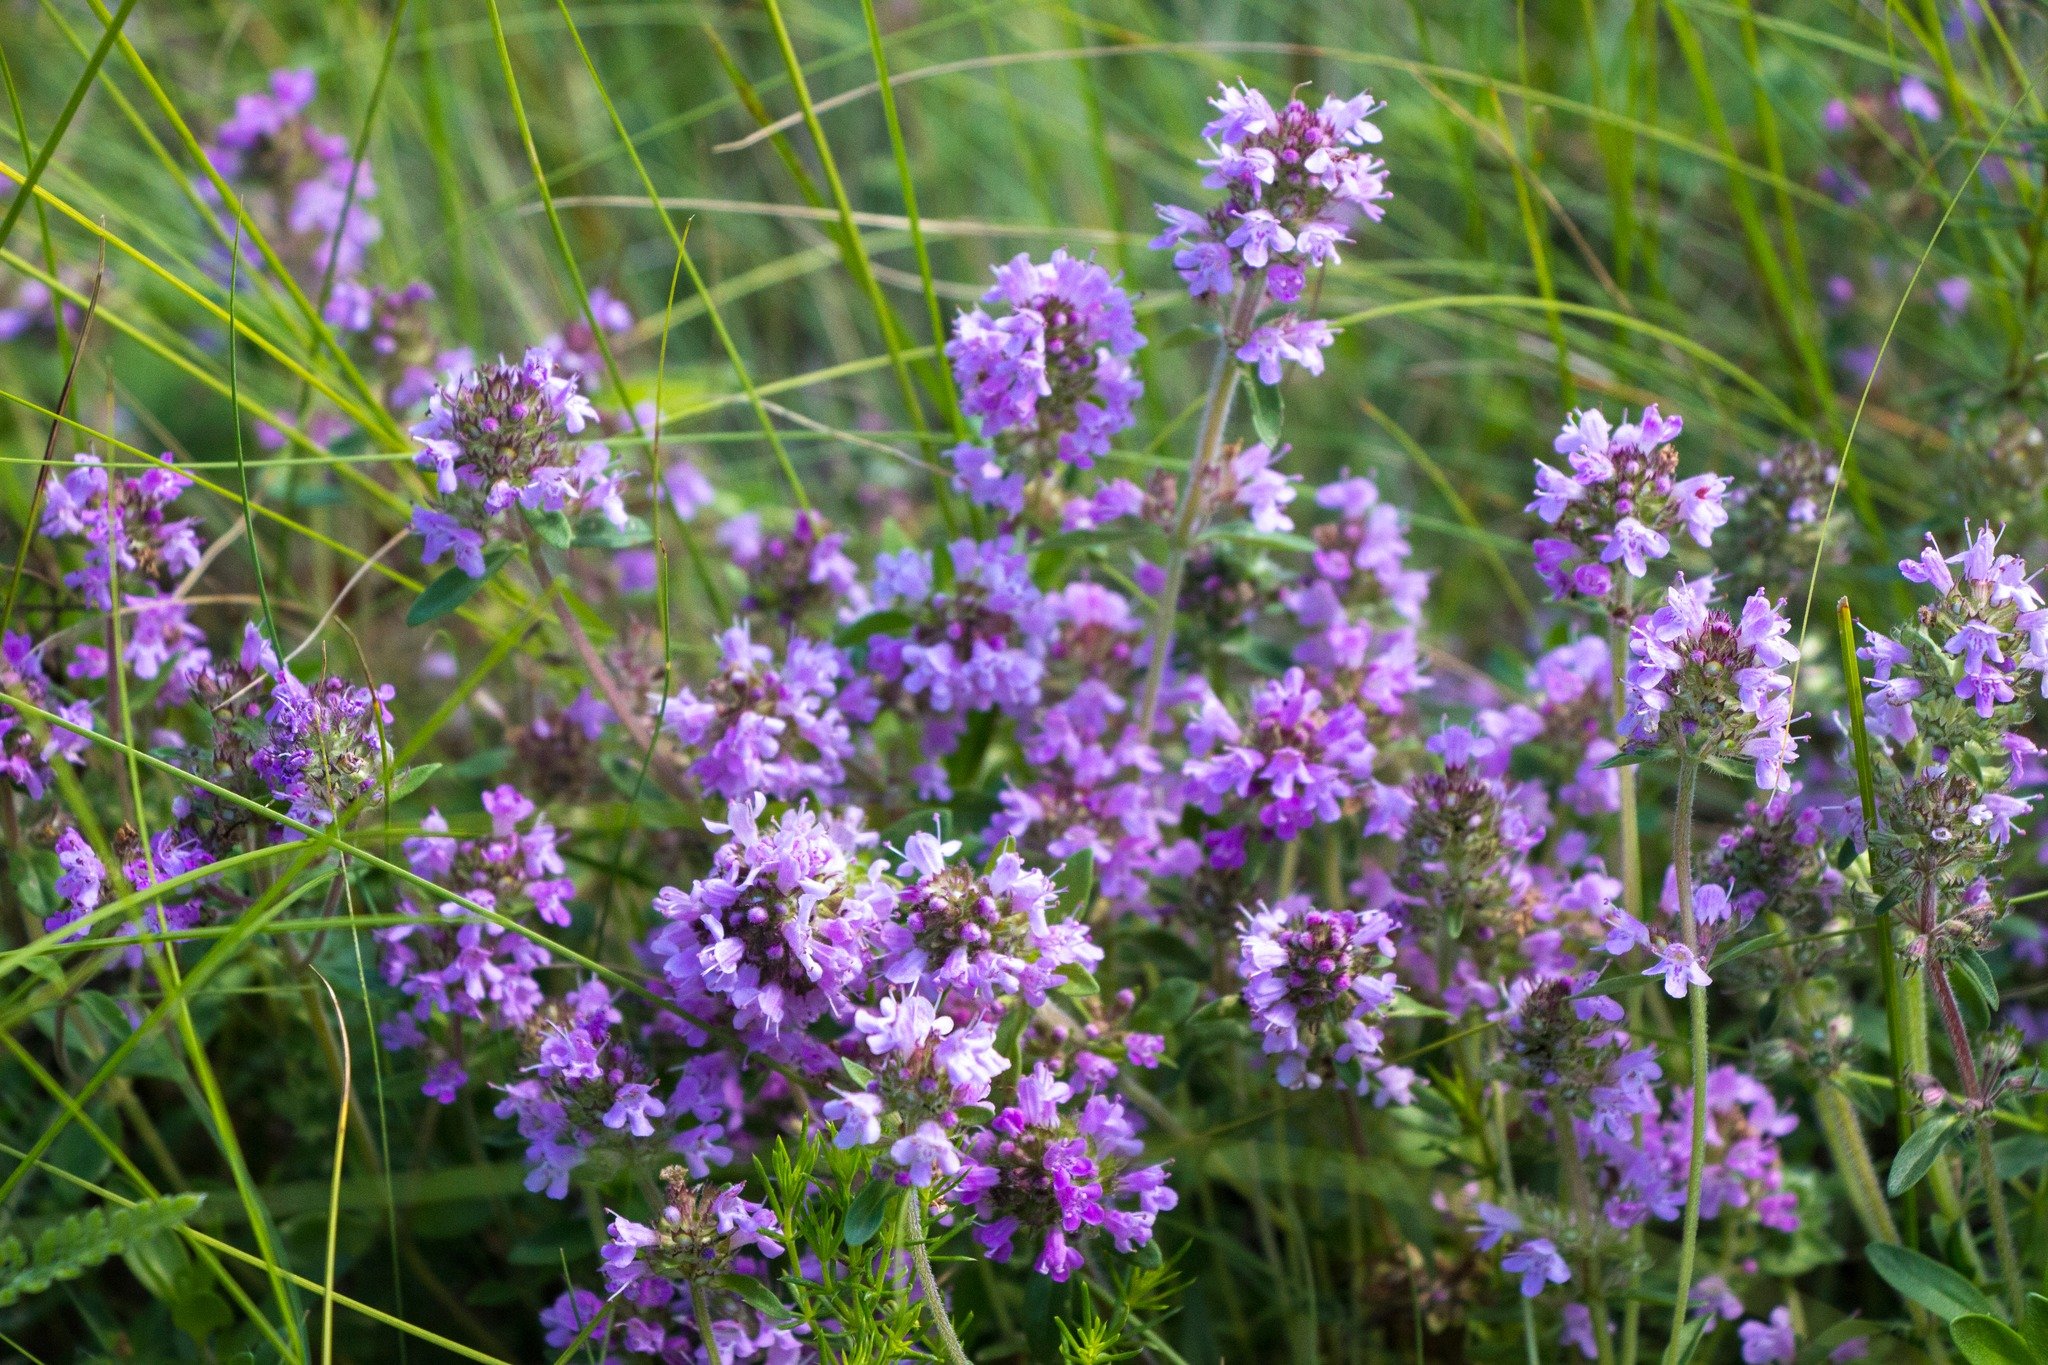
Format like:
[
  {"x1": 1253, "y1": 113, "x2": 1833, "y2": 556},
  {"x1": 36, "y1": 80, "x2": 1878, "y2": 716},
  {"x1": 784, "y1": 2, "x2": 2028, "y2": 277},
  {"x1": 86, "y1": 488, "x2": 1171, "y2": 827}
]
[{"x1": 3, "y1": 1, "x2": 2048, "y2": 1362}]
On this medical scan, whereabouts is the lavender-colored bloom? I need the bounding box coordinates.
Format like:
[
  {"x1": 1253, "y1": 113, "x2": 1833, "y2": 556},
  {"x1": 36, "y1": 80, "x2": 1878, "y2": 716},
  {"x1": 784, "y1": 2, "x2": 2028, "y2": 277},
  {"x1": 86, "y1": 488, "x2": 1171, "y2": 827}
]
[
  {"x1": 651, "y1": 796, "x2": 871, "y2": 1047},
  {"x1": 1644, "y1": 941, "x2": 1712, "y2": 998},
  {"x1": 40, "y1": 453, "x2": 205, "y2": 614},
  {"x1": 1738, "y1": 1307, "x2": 1796, "y2": 1365},
  {"x1": 1154, "y1": 83, "x2": 1388, "y2": 385},
  {"x1": 408, "y1": 349, "x2": 621, "y2": 576},
  {"x1": 1237, "y1": 895, "x2": 1408, "y2": 1096},
  {"x1": 1500, "y1": 1238, "x2": 1571, "y2": 1297},
  {"x1": 1525, "y1": 405, "x2": 1728, "y2": 606},
  {"x1": 201, "y1": 69, "x2": 381, "y2": 289},
  {"x1": 1621, "y1": 578, "x2": 1801, "y2": 790},
  {"x1": 946, "y1": 250, "x2": 1144, "y2": 480},
  {"x1": 1896, "y1": 75, "x2": 1942, "y2": 121},
  {"x1": 658, "y1": 622, "x2": 854, "y2": 802}
]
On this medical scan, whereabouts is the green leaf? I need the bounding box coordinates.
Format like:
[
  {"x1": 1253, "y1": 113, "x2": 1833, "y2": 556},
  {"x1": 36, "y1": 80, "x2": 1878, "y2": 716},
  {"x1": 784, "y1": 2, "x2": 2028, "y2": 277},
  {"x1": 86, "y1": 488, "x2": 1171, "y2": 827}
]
[
  {"x1": 2022, "y1": 1293, "x2": 2048, "y2": 1362},
  {"x1": 0, "y1": 1194, "x2": 204, "y2": 1307},
  {"x1": 1867, "y1": 1241, "x2": 1998, "y2": 1321},
  {"x1": 1597, "y1": 747, "x2": 1667, "y2": 769},
  {"x1": 406, "y1": 544, "x2": 514, "y2": 627},
  {"x1": 1244, "y1": 370, "x2": 1283, "y2": 445},
  {"x1": 1953, "y1": 959, "x2": 1994, "y2": 1034},
  {"x1": 1995, "y1": 1135, "x2": 2048, "y2": 1183},
  {"x1": 385, "y1": 763, "x2": 442, "y2": 803},
  {"x1": 843, "y1": 1181, "x2": 896, "y2": 1249},
  {"x1": 1957, "y1": 949, "x2": 2000, "y2": 1013},
  {"x1": 522, "y1": 503, "x2": 574, "y2": 549},
  {"x1": 1950, "y1": 1314, "x2": 2036, "y2": 1365},
  {"x1": 1709, "y1": 930, "x2": 1788, "y2": 970},
  {"x1": 715, "y1": 1271, "x2": 786, "y2": 1318},
  {"x1": 833, "y1": 609, "x2": 913, "y2": 647},
  {"x1": 1381, "y1": 992, "x2": 1452, "y2": 1020},
  {"x1": 840, "y1": 1057, "x2": 875, "y2": 1089},
  {"x1": 1053, "y1": 848, "x2": 1095, "y2": 922},
  {"x1": 1570, "y1": 970, "x2": 1654, "y2": 1003},
  {"x1": 1056, "y1": 964, "x2": 1101, "y2": 998},
  {"x1": 1889, "y1": 1112, "x2": 1964, "y2": 1197},
  {"x1": 1199, "y1": 520, "x2": 1316, "y2": 555},
  {"x1": 571, "y1": 513, "x2": 652, "y2": 549},
  {"x1": 1128, "y1": 977, "x2": 1201, "y2": 1034}
]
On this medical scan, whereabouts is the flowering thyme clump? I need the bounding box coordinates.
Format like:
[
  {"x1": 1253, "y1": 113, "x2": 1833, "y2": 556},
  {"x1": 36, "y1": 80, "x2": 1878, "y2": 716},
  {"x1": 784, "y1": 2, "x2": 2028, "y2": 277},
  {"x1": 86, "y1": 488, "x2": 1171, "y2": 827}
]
[
  {"x1": 409, "y1": 349, "x2": 625, "y2": 577},
  {"x1": 1527, "y1": 405, "x2": 1726, "y2": 609},
  {"x1": 946, "y1": 250, "x2": 1145, "y2": 513},
  {"x1": 956, "y1": 1062, "x2": 1176, "y2": 1281},
  {"x1": 1182, "y1": 666, "x2": 1381, "y2": 847},
  {"x1": 1152, "y1": 82, "x2": 1391, "y2": 383},
  {"x1": 199, "y1": 67, "x2": 381, "y2": 288},
  {"x1": 601, "y1": 1169, "x2": 784, "y2": 1294},
  {"x1": 1237, "y1": 894, "x2": 1415, "y2": 1101},
  {"x1": 658, "y1": 623, "x2": 853, "y2": 802},
  {"x1": 650, "y1": 796, "x2": 874, "y2": 1052},
  {"x1": 1621, "y1": 575, "x2": 1801, "y2": 790}
]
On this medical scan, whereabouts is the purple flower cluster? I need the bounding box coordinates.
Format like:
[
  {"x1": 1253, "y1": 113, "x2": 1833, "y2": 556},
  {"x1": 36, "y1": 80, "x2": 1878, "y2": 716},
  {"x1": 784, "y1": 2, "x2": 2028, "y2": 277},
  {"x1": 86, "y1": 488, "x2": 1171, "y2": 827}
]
[
  {"x1": 650, "y1": 796, "x2": 871, "y2": 1051},
  {"x1": 1237, "y1": 894, "x2": 1416, "y2": 1101},
  {"x1": 1152, "y1": 82, "x2": 1391, "y2": 384},
  {"x1": 200, "y1": 67, "x2": 381, "y2": 288},
  {"x1": 946, "y1": 251, "x2": 1144, "y2": 512},
  {"x1": 956, "y1": 1062, "x2": 1177, "y2": 1281},
  {"x1": 658, "y1": 623, "x2": 853, "y2": 802},
  {"x1": 1862, "y1": 524, "x2": 2048, "y2": 745},
  {"x1": 495, "y1": 984, "x2": 739, "y2": 1199},
  {"x1": 1527, "y1": 406, "x2": 1726, "y2": 606},
  {"x1": 376, "y1": 784, "x2": 575, "y2": 1099},
  {"x1": 410, "y1": 349, "x2": 624, "y2": 577},
  {"x1": 862, "y1": 539, "x2": 1055, "y2": 754},
  {"x1": 1621, "y1": 576, "x2": 1801, "y2": 790},
  {"x1": 0, "y1": 633, "x2": 93, "y2": 799},
  {"x1": 40, "y1": 454, "x2": 206, "y2": 676},
  {"x1": 1183, "y1": 667, "x2": 1380, "y2": 846}
]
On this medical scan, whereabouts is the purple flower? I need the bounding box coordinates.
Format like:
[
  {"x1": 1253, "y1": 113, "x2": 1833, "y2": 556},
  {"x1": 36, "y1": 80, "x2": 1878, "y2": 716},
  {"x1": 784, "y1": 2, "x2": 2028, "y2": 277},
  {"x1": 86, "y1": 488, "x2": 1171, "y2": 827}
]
[
  {"x1": 1500, "y1": 1238, "x2": 1571, "y2": 1297},
  {"x1": 1738, "y1": 1307, "x2": 1796, "y2": 1364},
  {"x1": 946, "y1": 250, "x2": 1144, "y2": 481},
  {"x1": 1645, "y1": 942, "x2": 1711, "y2": 998},
  {"x1": 1237, "y1": 895, "x2": 1405, "y2": 1093},
  {"x1": 408, "y1": 349, "x2": 618, "y2": 576}
]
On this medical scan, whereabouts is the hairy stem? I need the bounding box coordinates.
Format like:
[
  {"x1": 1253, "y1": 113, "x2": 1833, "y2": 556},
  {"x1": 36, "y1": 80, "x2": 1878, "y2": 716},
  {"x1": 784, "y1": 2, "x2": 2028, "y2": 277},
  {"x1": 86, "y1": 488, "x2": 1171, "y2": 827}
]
[
  {"x1": 523, "y1": 531, "x2": 656, "y2": 758},
  {"x1": 1551, "y1": 1090, "x2": 1615, "y2": 1365},
  {"x1": 907, "y1": 1190, "x2": 972, "y2": 1365},
  {"x1": 1928, "y1": 944, "x2": 2023, "y2": 1318},
  {"x1": 1663, "y1": 754, "x2": 1705, "y2": 1365},
  {"x1": 1133, "y1": 278, "x2": 1265, "y2": 739},
  {"x1": 693, "y1": 1279, "x2": 725, "y2": 1365},
  {"x1": 1607, "y1": 601, "x2": 1642, "y2": 921}
]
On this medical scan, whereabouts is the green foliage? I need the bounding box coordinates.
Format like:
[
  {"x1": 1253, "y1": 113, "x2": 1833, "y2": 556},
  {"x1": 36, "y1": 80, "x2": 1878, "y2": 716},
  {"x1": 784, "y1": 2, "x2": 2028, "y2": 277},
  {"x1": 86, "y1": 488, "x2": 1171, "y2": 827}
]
[{"x1": 0, "y1": 1194, "x2": 202, "y2": 1308}]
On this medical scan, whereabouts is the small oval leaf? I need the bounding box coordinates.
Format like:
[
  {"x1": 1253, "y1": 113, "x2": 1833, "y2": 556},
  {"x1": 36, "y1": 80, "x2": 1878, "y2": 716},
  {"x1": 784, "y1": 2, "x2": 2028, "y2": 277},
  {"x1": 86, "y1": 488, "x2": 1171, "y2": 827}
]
[
  {"x1": 1889, "y1": 1113, "x2": 1964, "y2": 1198},
  {"x1": 1868, "y1": 1241, "x2": 1997, "y2": 1322},
  {"x1": 1950, "y1": 1314, "x2": 2035, "y2": 1365}
]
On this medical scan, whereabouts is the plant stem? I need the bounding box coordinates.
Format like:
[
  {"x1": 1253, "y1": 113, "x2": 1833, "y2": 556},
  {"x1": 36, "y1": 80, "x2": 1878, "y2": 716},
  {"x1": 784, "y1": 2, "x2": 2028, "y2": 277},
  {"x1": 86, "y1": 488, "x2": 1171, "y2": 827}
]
[
  {"x1": 1133, "y1": 279, "x2": 1265, "y2": 740},
  {"x1": 693, "y1": 1280, "x2": 725, "y2": 1365},
  {"x1": 1663, "y1": 754, "x2": 1705, "y2": 1365},
  {"x1": 1927, "y1": 943, "x2": 2024, "y2": 1318},
  {"x1": 907, "y1": 1190, "x2": 972, "y2": 1365},
  {"x1": 1608, "y1": 598, "x2": 1642, "y2": 921},
  {"x1": 523, "y1": 530, "x2": 657, "y2": 759},
  {"x1": 1551, "y1": 1089, "x2": 1615, "y2": 1365}
]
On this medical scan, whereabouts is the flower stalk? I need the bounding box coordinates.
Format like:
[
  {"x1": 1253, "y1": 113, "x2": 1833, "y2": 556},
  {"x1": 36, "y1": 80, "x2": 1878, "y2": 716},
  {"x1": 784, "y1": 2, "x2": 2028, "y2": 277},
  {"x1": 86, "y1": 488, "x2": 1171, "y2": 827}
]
[
  {"x1": 1663, "y1": 754, "x2": 1707, "y2": 1365},
  {"x1": 1134, "y1": 277, "x2": 1266, "y2": 739}
]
